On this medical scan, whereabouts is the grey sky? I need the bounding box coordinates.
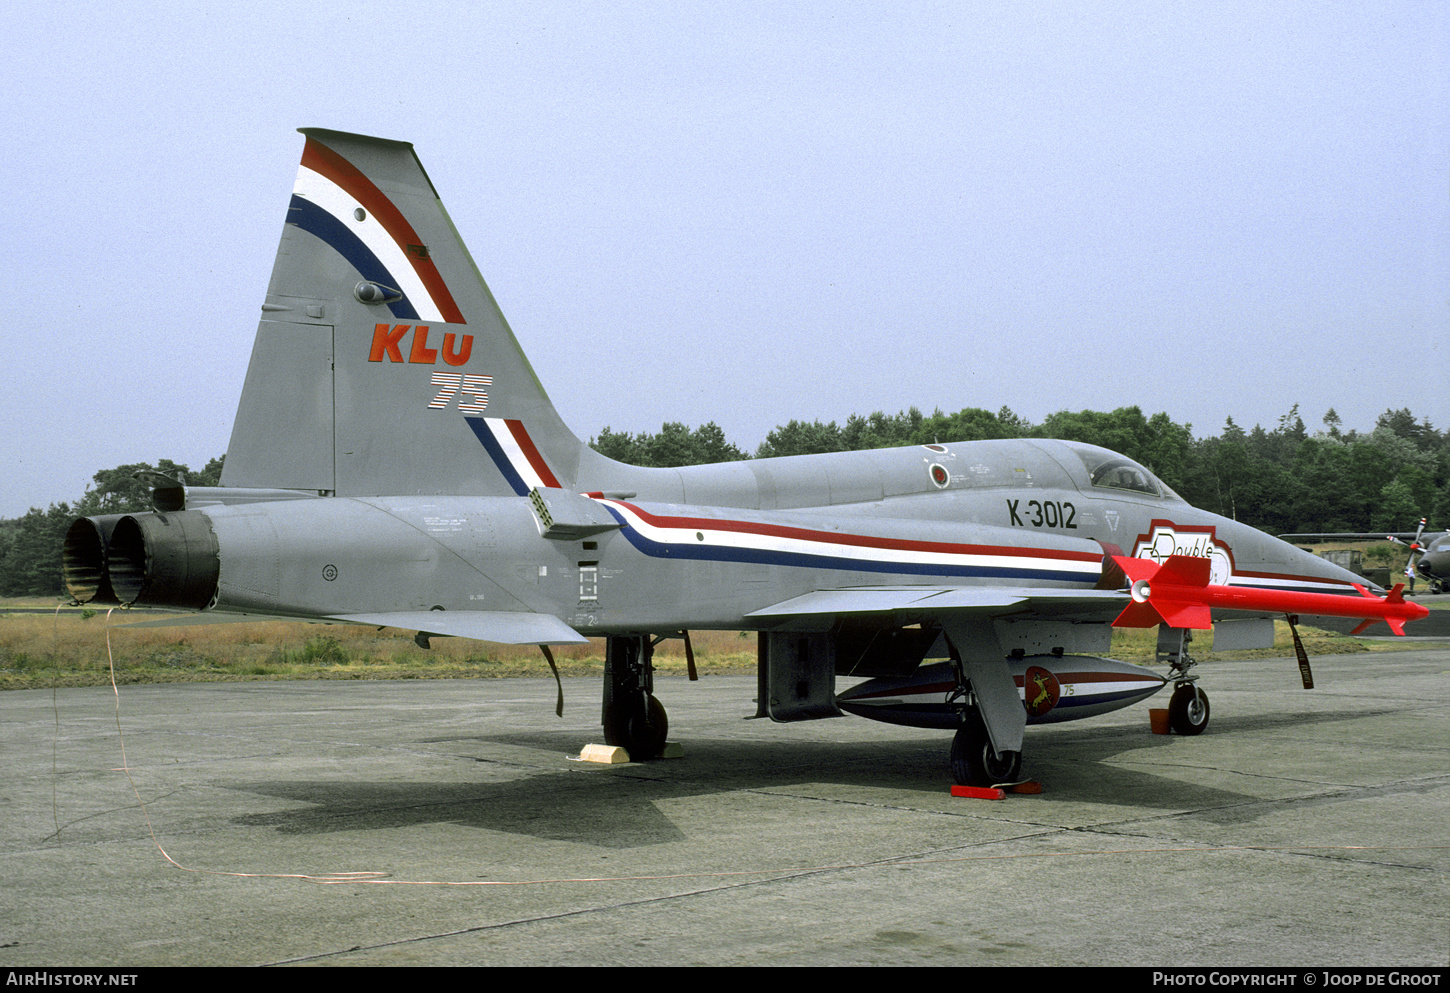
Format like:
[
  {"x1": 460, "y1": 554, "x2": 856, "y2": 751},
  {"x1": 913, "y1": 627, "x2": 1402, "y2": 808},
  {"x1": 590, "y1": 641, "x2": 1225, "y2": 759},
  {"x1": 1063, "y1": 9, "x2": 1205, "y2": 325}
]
[{"x1": 4, "y1": 1, "x2": 1446, "y2": 517}]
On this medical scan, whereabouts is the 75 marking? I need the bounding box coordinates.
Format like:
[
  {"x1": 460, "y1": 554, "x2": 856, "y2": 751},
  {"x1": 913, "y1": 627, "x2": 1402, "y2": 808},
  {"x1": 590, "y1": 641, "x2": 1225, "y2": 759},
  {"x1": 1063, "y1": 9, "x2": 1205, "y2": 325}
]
[{"x1": 427, "y1": 372, "x2": 493, "y2": 412}]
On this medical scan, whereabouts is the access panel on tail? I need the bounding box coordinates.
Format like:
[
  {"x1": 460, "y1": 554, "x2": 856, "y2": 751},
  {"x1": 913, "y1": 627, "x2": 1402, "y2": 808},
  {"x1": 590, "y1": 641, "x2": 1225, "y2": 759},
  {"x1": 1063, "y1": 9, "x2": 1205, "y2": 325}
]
[{"x1": 223, "y1": 129, "x2": 588, "y2": 498}]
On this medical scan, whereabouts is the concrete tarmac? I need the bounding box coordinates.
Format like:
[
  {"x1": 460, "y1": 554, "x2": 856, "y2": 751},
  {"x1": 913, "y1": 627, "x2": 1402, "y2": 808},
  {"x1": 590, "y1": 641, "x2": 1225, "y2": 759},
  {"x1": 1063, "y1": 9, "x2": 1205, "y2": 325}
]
[{"x1": 2, "y1": 650, "x2": 1447, "y2": 967}]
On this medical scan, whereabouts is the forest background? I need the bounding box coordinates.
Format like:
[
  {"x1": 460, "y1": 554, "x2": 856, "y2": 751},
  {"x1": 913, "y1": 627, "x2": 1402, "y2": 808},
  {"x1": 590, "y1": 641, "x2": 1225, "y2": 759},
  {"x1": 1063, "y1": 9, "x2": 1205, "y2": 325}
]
[{"x1": 3, "y1": 403, "x2": 1446, "y2": 599}]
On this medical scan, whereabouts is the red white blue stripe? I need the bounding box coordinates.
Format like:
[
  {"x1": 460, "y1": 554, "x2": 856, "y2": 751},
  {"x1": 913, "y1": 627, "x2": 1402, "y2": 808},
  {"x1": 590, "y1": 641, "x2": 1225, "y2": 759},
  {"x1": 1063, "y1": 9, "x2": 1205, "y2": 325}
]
[
  {"x1": 288, "y1": 138, "x2": 465, "y2": 325},
  {"x1": 467, "y1": 416, "x2": 561, "y2": 496},
  {"x1": 598, "y1": 500, "x2": 1105, "y2": 581},
  {"x1": 837, "y1": 660, "x2": 1166, "y2": 729},
  {"x1": 1221, "y1": 569, "x2": 1362, "y2": 597}
]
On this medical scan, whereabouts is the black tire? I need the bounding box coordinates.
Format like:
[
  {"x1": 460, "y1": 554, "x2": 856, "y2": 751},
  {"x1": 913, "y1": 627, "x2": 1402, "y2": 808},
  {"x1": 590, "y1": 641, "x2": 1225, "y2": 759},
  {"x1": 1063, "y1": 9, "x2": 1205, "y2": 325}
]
[
  {"x1": 623, "y1": 694, "x2": 669, "y2": 760},
  {"x1": 1168, "y1": 685, "x2": 1210, "y2": 736},
  {"x1": 950, "y1": 712, "x2": 1021, "y2": 787}
]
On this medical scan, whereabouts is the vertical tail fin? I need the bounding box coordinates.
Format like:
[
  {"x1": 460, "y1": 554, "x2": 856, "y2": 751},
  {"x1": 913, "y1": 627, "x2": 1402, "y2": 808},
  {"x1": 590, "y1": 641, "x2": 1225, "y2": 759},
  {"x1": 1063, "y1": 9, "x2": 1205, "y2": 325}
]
[{"x1": 221, "y1": 128, "x2": 587, "y2": 498}]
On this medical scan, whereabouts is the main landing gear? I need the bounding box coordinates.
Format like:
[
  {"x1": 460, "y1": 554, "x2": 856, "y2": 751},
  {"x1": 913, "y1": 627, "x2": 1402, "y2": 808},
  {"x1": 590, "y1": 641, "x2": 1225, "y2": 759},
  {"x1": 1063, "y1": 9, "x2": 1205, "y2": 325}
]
[
  {"x1": 946, "y1": 647, "x2": 1024, "y2": 789},
  {"x1": 950, "y1": 709, "x2": 1022, "y2": 787},
  {"x1": 602, "y1": 634, "x2": 669, "y2": 759}
]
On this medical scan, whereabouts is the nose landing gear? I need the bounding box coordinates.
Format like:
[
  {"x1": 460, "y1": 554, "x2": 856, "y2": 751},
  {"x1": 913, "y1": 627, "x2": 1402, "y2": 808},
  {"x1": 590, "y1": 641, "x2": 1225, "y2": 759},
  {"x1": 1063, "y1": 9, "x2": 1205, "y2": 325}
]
[
  {"x1": 1160, "y1": 626, "x2": 1210, "y2": 736},
  {"x1": 1167, "y1": 682, "x2": 1210, "y2": 735}
]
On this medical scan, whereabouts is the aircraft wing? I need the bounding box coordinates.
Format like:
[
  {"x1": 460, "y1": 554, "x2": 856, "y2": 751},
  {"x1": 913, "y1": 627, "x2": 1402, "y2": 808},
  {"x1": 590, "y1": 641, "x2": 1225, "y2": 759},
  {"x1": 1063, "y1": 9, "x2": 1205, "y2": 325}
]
[
  {"x1": 745, "y1": 585, "x2": 1129, "y2": 622},
  {"x1": 111, "y1": 608, "x2": 589, "y2": 645},
  {"x1": 748, "y1": 586, "x2": 1134, "y2": 758},
  {"x1": 326, "y1": 611, "x2": 589, "y2": 645}
]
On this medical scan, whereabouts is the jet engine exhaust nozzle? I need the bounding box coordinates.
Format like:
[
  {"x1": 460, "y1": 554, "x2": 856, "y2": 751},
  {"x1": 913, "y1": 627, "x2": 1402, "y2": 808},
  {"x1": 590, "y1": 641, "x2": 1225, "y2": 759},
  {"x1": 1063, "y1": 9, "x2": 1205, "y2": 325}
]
[{"x1": 68, "y1": 511, "x2": 222, "y2": 610}]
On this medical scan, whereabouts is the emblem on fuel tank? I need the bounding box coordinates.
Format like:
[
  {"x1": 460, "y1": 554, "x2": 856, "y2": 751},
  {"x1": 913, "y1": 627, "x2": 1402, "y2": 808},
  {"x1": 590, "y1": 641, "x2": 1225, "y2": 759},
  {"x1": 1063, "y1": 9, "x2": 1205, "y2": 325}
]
[{"x1": 1023, "y1": 665, "x2": 1061, "y2": 717}]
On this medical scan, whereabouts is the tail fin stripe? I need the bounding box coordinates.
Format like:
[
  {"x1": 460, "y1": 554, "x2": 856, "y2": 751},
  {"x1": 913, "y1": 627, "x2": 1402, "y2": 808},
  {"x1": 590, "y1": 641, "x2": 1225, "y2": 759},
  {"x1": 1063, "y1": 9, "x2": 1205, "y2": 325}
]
[
  {"x1": 501, "y1": 418, "x2": 563, "y2": 489},
  {"x1": 465, "y1": 417, "x2": 563, "y2": 495},
  {"x1": 465, "y1": 417, "x2": 530, "y2": 495},
  {"x1": 298, "y1": 138, "x2": 466, "y2": 325},
  {"x1": 228, "y1": 129, "x2": 584, "y2": 498},
  {"x1": 287, "y1": 195, "x2": 421, "y2": 321}
]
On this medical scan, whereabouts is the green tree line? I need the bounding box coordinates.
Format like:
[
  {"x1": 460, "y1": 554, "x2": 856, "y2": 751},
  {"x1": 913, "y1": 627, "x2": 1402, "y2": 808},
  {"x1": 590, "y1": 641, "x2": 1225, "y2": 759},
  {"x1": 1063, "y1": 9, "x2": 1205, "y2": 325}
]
[
  {"x1": 4, "y1": 407, "x2": 1445, "y2": 598},
  {"x1": 589, "y1": 404, "x2": 1449, "y2": 538},
  {"x1": 0, "y1": 458, "x2": 222, "y2": 599}
]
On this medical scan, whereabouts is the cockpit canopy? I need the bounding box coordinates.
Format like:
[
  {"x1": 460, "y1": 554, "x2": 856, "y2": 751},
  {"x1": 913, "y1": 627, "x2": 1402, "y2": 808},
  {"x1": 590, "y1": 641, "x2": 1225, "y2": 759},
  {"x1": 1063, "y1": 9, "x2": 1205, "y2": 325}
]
[{"x1": 1061, "y1": 442, "x2": 1180, "y2": 500}]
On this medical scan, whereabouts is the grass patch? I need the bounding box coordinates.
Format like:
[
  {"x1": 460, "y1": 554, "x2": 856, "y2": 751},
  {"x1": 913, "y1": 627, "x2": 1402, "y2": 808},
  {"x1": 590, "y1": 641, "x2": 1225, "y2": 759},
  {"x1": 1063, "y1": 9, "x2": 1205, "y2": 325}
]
[
  {"x1": 0, "y1": 605, "x2": 758, "y2": 690},
  {"x1": 0, "y1": 599, "x2": 1436, "y2": 691},
  {"x1": 1106, "y1": 618, "x2": 1373, "y2": 663}
]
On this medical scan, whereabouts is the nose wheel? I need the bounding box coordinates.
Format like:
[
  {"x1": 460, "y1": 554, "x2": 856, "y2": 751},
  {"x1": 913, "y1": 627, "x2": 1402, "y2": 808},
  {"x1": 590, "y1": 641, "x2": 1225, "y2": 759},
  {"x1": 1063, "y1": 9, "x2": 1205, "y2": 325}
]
[
  {"x1": 1160, "y1": 627, "x2": 1210, "y2": 736},
  {"x1": 1168, "y1": 683, "x2": 1210, "y2": 735}
]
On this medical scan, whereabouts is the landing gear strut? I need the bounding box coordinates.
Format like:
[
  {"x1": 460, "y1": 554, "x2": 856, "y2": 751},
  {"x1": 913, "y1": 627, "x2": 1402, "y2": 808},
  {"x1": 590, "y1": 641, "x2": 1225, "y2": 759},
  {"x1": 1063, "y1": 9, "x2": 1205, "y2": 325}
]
[
  {"x1": 602, "y1": 635, "x2": 669, "y2": 759},
  {"x1": 1160, "y1": 627, "x2": 1210, "y2": 736}
]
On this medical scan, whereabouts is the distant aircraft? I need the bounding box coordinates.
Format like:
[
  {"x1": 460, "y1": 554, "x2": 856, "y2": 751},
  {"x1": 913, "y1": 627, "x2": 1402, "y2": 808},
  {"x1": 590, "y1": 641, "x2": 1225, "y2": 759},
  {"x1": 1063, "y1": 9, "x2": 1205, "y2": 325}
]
[
  {"x1": 61, "y1": 129, "x2": 1429, "y2": 788},
  {"x1": 1399, "y1": 529, "x2": 1449, "y2": 594},
  {"x1": 1281, "y1": 520, "x2": 1448, "y2": 595}
]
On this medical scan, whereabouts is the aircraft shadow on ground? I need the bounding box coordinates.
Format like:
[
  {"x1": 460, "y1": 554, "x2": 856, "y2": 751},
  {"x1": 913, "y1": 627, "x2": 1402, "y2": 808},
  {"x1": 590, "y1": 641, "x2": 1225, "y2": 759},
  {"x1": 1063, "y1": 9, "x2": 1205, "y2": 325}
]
[{"x1": 215, "y1": 705, "x2": 1397, "y2": 847}]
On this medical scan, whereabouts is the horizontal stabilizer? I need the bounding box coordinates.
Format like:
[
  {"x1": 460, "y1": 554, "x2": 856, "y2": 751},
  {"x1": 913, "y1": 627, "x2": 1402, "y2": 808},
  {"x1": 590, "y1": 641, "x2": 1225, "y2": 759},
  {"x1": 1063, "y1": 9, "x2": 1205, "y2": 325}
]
[
  {"x1": 327, "y1": 611, "x2": 588, "y2": 645},
  {"x1": 113, "y1": 608, "x2": 590, "y2": 645},
  {"x1": 110, "y1": 611, "x2": 314, "y2": 630}
]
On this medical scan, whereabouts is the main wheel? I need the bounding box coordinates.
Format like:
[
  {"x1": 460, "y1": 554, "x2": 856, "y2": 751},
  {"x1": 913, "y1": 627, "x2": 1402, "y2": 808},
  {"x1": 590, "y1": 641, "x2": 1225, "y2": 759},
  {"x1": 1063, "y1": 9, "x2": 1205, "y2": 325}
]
[
  {"x1": 622, "y1": 694, "x2": 669, "y2": 760},
  {"x1": 950, "y1": 712, "x2": 1021, "y2": 787},
  {"x1": 1168, "y1": 684, "x2": 1210, "y2": 735}
]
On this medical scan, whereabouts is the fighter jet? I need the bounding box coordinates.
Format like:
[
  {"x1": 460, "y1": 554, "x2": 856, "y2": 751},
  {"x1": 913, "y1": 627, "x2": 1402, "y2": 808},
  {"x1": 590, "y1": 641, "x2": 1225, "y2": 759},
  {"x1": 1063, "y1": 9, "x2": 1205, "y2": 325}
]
[{"x1": 62, "y1": 129, "x2": 1429, "y2": 788}]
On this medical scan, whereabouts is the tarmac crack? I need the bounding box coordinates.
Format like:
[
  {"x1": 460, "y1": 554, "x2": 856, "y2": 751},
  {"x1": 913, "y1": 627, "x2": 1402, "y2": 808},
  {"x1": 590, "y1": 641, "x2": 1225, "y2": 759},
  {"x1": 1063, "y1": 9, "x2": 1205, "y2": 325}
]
[{"x1": 260, "y1": 867, "x2": 858, "y2": 965}]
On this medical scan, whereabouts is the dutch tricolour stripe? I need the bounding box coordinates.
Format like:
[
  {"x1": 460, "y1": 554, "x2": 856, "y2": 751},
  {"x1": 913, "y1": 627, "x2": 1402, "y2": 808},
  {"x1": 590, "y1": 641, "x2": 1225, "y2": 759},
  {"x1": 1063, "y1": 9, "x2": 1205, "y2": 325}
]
[
  {"x1": 467, "y1": 417, "x2": 562, "y2": 496},
  {"x1": 286, "y1": 138, "x2": 465, "y2": 325},
  {"x1": 465, "y1": 412, "x2": 1101, "y2": 581},
  {"x1": 600, "y1": 500, "x2": 1104, "y2": 581}
]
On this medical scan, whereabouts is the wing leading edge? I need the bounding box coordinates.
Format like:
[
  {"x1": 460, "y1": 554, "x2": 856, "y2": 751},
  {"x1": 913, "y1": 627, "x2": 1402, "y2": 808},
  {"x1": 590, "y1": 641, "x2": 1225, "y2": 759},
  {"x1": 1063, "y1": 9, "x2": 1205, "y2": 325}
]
[{"x1": 745, "y1": 585, "x2": 1131, "y2": 623}]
